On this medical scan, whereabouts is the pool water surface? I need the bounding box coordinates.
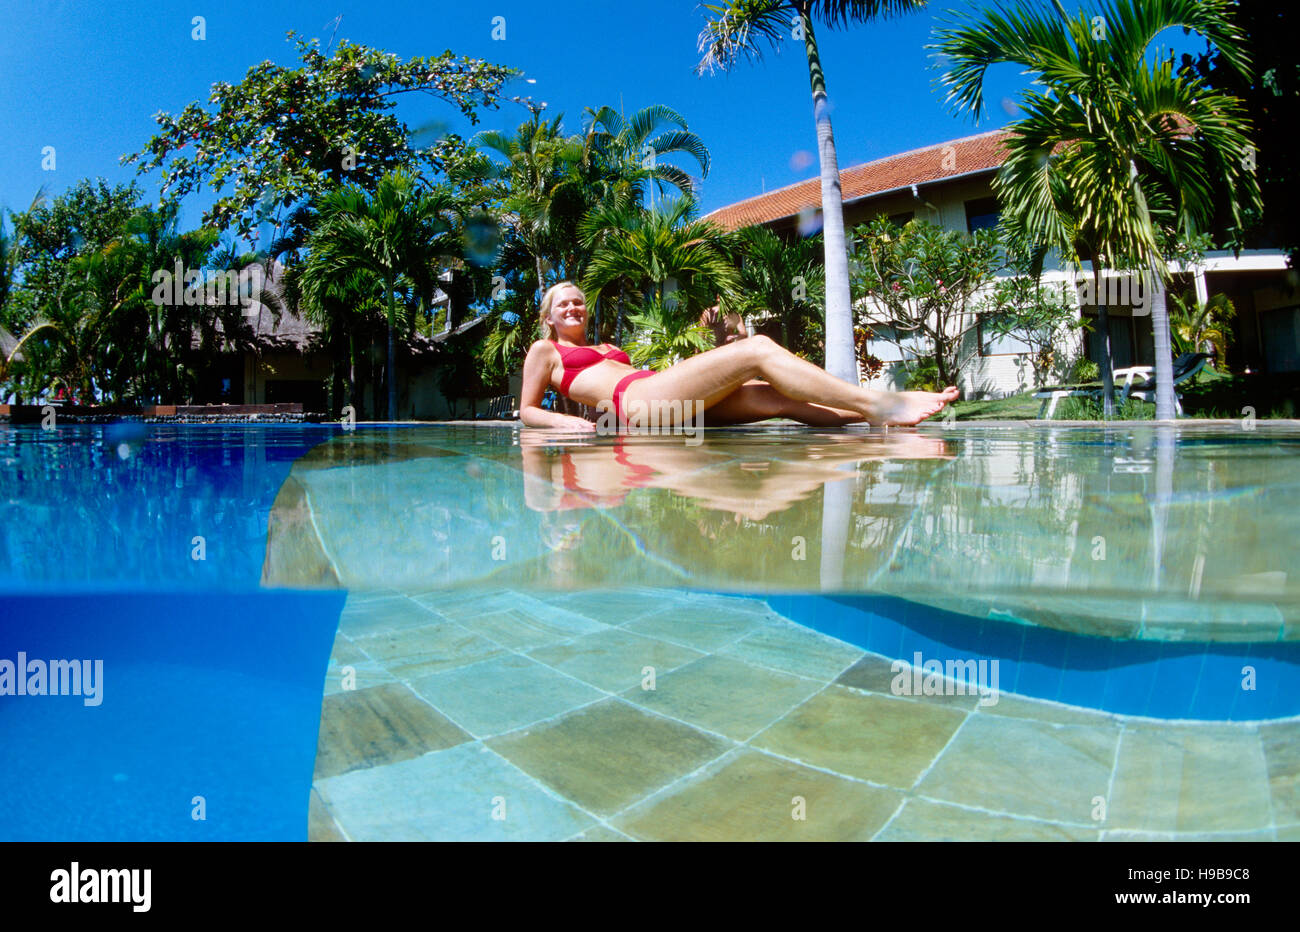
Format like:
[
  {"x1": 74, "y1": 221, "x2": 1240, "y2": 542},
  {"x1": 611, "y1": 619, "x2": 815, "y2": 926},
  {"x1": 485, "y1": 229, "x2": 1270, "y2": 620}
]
[{"x1": 2, "y1": 421, "x2": 1297, "y2": 840}]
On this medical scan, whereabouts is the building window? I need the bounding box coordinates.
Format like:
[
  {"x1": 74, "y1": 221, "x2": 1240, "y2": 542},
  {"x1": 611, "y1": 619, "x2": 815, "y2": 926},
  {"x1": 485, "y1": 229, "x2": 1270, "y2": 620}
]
[
  {"x1": 965, "y1": 197, "x2": 1000, "y2": 233},
  {"x1": 888, "y1": 211, "x2": 914, "y2": 227}
]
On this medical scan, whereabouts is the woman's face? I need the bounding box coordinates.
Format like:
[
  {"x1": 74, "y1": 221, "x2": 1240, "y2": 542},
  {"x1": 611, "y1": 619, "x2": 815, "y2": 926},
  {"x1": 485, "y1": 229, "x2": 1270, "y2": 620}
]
[{"x1": 549, "y1": 286, "x2": 588, "y2": 334}]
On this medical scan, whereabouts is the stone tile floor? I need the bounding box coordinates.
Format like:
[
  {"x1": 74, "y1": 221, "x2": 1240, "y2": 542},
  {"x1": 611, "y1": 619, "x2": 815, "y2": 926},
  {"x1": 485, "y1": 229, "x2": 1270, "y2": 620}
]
[{"x1": 310, "y1": 587, "x2": 1299, "y2": 841}]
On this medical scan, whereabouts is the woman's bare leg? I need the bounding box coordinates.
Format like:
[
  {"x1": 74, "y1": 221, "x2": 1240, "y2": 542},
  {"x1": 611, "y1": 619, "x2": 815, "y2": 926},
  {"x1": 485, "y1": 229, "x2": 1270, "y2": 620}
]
[
  {"x1": 702, "y1": 383, "x2": 864, "y2": 427},
  {"x1": 623, "y1": 335, "x2": 958, "y2": 426}
]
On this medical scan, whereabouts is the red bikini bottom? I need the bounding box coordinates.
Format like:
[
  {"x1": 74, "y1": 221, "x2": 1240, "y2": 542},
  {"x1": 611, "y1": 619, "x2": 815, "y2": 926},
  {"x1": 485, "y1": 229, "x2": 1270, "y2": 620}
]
[{"x1": 611, "y1": 370, "x2": 656, "y2": 427}]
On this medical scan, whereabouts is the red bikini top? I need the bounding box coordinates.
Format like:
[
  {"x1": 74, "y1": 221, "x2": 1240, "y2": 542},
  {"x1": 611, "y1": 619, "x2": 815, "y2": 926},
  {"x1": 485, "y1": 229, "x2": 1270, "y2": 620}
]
[{"x1": 549, "y1": 339, "x2": 631, "y2": 395}]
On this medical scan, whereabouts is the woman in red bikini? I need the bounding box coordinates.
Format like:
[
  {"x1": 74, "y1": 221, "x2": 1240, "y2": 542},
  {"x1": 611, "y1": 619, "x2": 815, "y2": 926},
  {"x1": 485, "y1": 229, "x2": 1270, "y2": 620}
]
[{"x1": 519, "y1": 281, "x2": 960, "y2": 431}]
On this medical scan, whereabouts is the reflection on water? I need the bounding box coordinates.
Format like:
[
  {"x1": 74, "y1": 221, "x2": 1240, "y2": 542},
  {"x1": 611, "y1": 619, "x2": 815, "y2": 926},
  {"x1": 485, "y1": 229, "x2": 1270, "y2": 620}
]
[{"x1": 2, "y1": 422, "x2": 1299, "y2": 639}]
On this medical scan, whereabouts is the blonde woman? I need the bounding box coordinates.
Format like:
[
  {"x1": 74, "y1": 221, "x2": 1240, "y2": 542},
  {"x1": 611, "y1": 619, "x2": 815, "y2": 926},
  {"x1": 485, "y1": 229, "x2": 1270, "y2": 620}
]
[{"x1": 519, "y1": 281, "x2": 958, "y2": 431}]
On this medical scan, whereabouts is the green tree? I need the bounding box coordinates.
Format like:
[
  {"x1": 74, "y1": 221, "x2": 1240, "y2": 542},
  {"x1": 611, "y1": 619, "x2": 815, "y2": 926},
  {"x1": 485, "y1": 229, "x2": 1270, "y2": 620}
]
[
  {"x1": 726, "y1": 225, "x2": 825, "y2": 358},
  {"x1": 982, "y1": 227, "x2": 1083, "y2": 388},
  {"x1": 580, "y1": 196, "x2": 740, "y2": 336},
  {"x1": 9, "y1": 180, "x2": 142, "y2": 313},
  {"x1": 625, "y1": 297, "x2": 716, "y2": 370},
  {"x1": 850, "y1": 216, "x2": 1001, "y2": 388},
  {"x1": 123, "y1": 33, "x2": 515, "y2": 240},
  {"x1": 579, "y1": 104, "x2": 711, "y2": 209},
  {"x1": 1180, "y1": 0, "x2": 1299, "y2": 263},
  {"x1": 933, "y1": 0, "x2": 1260, "y2": 418},
  {"x1": 698, "y1": 0, "x2": 928, "y2": 382},
  {"x1": 1170, "y1": 291, "x2": 1236, "y2": 361},
  {"x1": 474, "y1": 110, "x2": 586, "y2": 297},
  {"x1": 302, "y1": 171, "x2": 460, "y2": 420}
]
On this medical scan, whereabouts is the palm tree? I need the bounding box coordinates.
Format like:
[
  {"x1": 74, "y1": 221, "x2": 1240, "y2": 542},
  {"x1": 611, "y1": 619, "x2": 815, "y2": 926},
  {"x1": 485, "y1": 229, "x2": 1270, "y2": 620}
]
[
  {"x1": 698, "y1": 0, "x2": 928, "y2": 383},
  {"x1": 625, "y1": 297, "x2": 716, "y2": 370},
  {"x1": 727, "y1": 225, "x2": 826, "y2": 356},
  {"x1": 304, "y1": 171, "x2": 460, "y2": 420},
  {"x1": 933, "y1": 0, "x2": 1259, "y2": 418},
  {"x1": 475, "y1": 111, "x2": 586, "y2": 297},
  {"x1": 580, "y1": 196, "x2": 740, "y2": 339},
  {"x1": 579, "y1": 104, "x2": 711, "y2": 209}
]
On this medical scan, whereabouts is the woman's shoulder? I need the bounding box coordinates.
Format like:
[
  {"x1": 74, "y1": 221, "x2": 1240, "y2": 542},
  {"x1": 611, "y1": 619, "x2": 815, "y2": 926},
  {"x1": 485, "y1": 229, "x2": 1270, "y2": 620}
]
[{"x1": 527, "y1": 338, "x2": 559, "y2": 355}]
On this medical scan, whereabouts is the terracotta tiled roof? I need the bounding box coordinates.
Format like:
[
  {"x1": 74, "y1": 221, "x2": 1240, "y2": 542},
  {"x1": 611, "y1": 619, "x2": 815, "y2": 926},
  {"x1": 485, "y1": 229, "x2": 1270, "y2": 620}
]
[{"x1": 704, "y1": 129, "x2": 1014, "y2": 231}]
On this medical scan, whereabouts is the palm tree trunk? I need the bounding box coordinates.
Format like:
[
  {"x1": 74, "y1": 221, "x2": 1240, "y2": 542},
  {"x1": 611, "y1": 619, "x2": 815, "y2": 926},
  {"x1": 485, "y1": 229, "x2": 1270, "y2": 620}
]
[
  {"x1": 1149, "y1": 269, "x2": 1176, "y2": 419},
  {"x1": 1091, "y1": 261, "x2": 1115, "y2": 418},
  {"x1": 386, "y1": 278, "x2": 398, "y2": 421},
  {"x1": 797, "y1": 2, "x2": 855, "y2": 384}
]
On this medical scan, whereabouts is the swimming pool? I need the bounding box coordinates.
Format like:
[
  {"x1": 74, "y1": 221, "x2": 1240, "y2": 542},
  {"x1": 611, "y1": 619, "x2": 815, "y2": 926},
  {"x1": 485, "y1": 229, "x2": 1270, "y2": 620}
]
[{"x1": 2, "y1": 421, "x2": 1297, "y2": 840}]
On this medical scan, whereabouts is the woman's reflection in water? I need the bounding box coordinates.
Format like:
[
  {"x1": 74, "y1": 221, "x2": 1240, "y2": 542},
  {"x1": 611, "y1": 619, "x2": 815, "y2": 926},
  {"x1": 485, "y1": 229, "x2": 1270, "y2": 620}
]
[{"x1": 521, "y1": 430, "x2": 954, "y2": 556}]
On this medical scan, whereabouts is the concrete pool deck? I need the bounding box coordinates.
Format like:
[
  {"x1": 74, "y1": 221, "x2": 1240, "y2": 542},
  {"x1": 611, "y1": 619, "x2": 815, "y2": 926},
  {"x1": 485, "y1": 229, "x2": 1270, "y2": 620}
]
[{"x1": 308, "y1": 586, "x2": 1300, "y2": 842}]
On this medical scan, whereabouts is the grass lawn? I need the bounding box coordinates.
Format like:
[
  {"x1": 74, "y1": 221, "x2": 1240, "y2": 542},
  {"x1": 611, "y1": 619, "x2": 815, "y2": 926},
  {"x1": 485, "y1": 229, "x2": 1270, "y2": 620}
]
[{"x1": 950, "y1": 367, "x2": 1300, "y2": 421}]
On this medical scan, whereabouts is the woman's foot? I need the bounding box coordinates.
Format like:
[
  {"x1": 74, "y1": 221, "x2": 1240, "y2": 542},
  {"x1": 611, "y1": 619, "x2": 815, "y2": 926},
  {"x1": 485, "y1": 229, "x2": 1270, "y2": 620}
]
[{"x1": 870, "y1": 386, "x2": 960, "y2": 426}]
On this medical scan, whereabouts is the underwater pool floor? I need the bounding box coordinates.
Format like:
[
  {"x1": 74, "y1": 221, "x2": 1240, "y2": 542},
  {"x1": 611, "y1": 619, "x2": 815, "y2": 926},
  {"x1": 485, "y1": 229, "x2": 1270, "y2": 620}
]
[{"x1": 309, "y1": 586, "x2": 1299, "y2": 842}]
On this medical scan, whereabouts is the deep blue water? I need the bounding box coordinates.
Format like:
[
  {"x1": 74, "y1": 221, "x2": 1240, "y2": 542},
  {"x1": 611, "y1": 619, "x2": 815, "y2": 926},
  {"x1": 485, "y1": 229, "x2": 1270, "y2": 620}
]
[{"x1": 1, "y1": 424, "x2": 348, "y2": 840}]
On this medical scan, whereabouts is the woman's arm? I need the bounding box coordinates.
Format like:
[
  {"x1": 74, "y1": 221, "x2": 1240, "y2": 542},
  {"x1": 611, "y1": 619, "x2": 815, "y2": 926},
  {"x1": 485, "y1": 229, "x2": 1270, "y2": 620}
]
[{"x1": 519, "y1": 340, "x2": 595, "y2": 430}]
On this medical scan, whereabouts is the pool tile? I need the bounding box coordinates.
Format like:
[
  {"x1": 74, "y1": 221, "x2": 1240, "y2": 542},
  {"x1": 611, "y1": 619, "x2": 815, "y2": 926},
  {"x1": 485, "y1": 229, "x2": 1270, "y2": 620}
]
[
  {"x1": 1260, "y1": 720, "x2": 1300, "y2": 825},
  {"x1": 1102, "y1": 828, "x2": 1275, "y2": 841},
  {"x1": 486, "y1": 699, "x2": 731, "y2": 816},
  {"x1": 685, "y1": 593, "x2": 777, "y2": 617},
  {"x1": 623, "y1": 655, "x2": 824, "y2": 741},
  {"x1": 337, "y1": 596, "x2": 441, "y2": 637},
  {"x1": 323, "y1": 659, "x2": 396, "y2": 695},
  {"x1": 566, "y1": 825, "x2": 633, "y2": 842},
  {"x1": 1109, "y1": 724, "x2": 1271, "y2": 832},
  {"x1": 528, "y1": 627, "x2": 703, "y2": 692},
  {"x1": 459, "y1": 606, "x2": 607, "y2": 650},
  {"x1": 1140, "y1": 599, "x2": 1284, "y2": 643},
  {"x1": 341, "y1": 588, "x2": 403, "y2": 606},
  {"x1": 614, "y1": 749, "x2": 900, "y2": 841},
  {"x1": 718, "y1": 623, "x2": 864, "y2": 680},
  {"x1": 307, "y1": 788, "x2": 347, "y2": 842},
  {"x1": 624, "y1": 605, "x2": 774, "y2": 652},
  {"x1": 550, "y1": 590, "x2": 666, "y2": 625},
  {"x1": 978, "y1": 693, "x2": 1120, "y2": 727},
  {"x1": 411, "y1": 590, "x2": 517, "y2": 621},
  {"x1": 328, "y1": 633, "x2": 366, "y2": 665},
  {"x1": 752, "y1": 685, "x2": 968, "y2": 788},
  {"x1": 352, "y1": 620, "x2": 503, "y2": 676},
  {"x1": 316, "y1": 743, "x2": 594, "y2": 841},
  {"x1": 833, "y1": 653, "x2": 980, "y2": 709},
  {"x1": 314, "y1": 683, "x2": 472, "y2": 779},
  {"x1": 877, "y1": 798, "x2": 1098, "y2": 841},
  {"x1": 915, "y1": 714, "x2": 1117, "y2": 824},
  {"x1": 408, "y1": 654, "x2": 603, "y2": 737}
]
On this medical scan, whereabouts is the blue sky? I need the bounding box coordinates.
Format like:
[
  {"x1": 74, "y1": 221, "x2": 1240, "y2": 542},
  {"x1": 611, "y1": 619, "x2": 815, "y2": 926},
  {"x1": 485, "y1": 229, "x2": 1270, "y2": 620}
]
[{"x1": 0, "y1": 0, "x2": 1208, "y2": 231}]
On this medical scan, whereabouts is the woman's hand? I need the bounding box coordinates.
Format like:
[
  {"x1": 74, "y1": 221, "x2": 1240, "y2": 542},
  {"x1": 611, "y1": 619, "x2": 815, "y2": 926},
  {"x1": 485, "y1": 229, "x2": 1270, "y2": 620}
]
[{"x1": 552, "y1": 414, "x2": 596, "y2": 432}]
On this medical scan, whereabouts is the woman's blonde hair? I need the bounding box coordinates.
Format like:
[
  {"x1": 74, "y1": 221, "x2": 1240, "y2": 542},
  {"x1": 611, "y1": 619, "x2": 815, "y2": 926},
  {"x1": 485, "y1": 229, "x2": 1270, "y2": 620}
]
[{"x1": 538, "y1": 281, "x2": 587, "y2": 340}]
